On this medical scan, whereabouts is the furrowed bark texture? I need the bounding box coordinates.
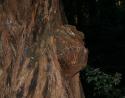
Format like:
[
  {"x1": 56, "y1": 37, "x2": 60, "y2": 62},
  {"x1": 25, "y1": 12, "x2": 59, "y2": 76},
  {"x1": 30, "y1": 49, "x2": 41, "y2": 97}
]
[{"x1": 0, "y1": 0, "x2": 88, "y2": 98}]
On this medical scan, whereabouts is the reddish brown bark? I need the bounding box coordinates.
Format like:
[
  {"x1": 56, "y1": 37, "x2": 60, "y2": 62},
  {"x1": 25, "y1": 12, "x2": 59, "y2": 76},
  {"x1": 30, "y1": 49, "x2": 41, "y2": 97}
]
[{"x1": 0, "y1": 0, "x2": 87, "y2": 98}]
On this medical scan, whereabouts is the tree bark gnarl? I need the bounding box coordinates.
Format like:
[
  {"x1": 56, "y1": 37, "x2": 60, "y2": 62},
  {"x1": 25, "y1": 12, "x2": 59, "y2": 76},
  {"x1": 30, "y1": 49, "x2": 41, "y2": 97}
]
[{"x1": 0, "y1": 0, "x2": 87, "y2": 98}]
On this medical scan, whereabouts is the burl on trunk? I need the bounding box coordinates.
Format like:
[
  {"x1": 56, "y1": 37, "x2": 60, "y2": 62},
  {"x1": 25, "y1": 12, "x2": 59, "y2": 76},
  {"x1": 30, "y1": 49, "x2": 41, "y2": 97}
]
[{"x1": 0, "y1": 0, "x2": 88, "y2": 98}]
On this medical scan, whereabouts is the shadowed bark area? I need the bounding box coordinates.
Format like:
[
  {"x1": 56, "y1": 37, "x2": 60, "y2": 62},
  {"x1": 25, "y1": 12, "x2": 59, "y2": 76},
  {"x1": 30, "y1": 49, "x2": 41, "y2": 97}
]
[{"x1": 0, "y1": 0, "x2": 87, "y2": 98}]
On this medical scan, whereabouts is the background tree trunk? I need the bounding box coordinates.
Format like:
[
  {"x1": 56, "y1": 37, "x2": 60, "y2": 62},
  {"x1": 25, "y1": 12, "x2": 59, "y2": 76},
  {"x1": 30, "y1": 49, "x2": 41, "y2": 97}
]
[{"x1": 0, "y1": 0, "x2": 87, "y2": 98}]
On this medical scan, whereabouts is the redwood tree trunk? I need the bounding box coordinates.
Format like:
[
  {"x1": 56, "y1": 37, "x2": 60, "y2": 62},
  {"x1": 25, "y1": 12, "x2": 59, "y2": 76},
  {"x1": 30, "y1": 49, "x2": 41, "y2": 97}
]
[{"x1": 0, "y1": 0, "x2": 88, "y2": 98}]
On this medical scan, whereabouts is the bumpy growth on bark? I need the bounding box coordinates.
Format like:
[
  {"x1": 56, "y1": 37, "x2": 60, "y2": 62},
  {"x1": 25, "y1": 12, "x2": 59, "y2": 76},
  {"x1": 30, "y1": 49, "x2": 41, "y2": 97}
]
[{"x1": 0, "y1": 0, "x2": 88, "y2": 98}]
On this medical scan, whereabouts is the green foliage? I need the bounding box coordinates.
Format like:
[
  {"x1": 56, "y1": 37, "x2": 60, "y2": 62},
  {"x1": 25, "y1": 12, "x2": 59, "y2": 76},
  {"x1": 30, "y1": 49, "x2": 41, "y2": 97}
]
[{"x1": 85, "y1": 67, "x2": 124, "y2": 98}]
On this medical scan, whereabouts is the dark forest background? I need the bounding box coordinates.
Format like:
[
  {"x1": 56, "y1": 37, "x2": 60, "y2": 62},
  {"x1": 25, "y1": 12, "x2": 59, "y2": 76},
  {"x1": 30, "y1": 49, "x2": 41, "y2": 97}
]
[
  {"x1": 62, "y1": 0, "x2": 125, "y2": 97},
  {"x1": 62, "y1": 0, "x2": 125, "y2": 76}
]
